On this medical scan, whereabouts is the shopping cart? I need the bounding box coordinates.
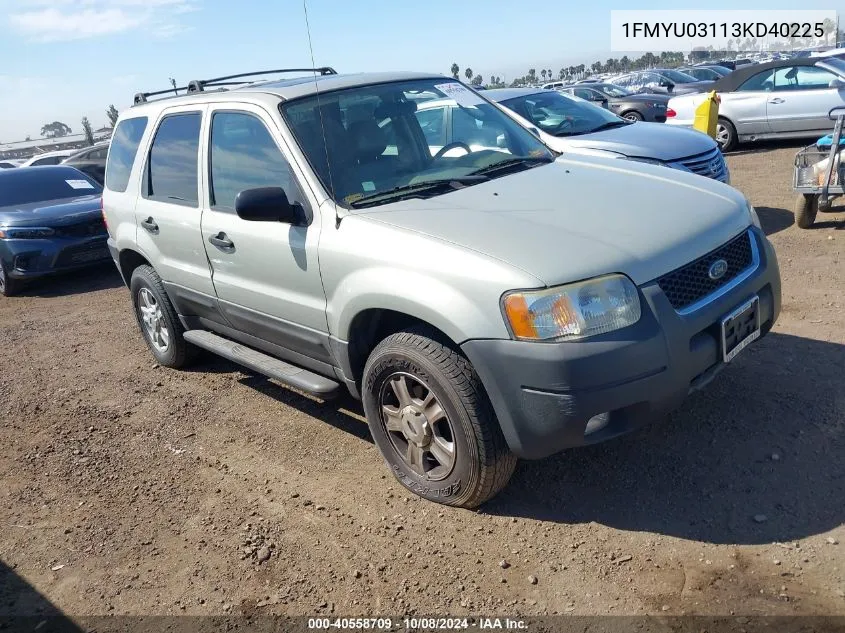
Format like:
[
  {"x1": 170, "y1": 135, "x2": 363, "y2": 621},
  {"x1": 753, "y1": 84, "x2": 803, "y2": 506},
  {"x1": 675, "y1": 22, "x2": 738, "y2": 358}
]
[{"x1": 792, "y1": 106, "x2": 845, "y2": 228}]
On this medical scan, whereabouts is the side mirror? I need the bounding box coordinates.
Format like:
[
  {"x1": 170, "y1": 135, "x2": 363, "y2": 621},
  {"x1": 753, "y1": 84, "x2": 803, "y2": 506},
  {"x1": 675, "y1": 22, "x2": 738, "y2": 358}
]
[
  {"x1": 830, "y1": 77, "x2": 845, "y2": 90},
  {"x1": 235, "y1": 187, "x2": 300, "y2": 224}
]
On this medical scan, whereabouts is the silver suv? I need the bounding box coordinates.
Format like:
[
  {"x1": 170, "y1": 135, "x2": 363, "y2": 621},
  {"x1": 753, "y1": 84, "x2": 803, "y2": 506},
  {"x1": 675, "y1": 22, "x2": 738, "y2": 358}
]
[{"x1": 103, "y1": 68, "x2": 781, "y2": 507}]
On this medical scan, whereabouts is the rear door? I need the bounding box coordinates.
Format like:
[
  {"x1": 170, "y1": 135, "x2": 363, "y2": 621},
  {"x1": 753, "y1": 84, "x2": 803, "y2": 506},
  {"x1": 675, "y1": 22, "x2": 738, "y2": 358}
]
[
  {"x1": 199, "y1": 103, "x2": 331, "y2": 364},
  {"x1": 766, "y1": 65, "x2": 845, "y2": 133},
  {"x1": 133, "y1": 104, "x2": 216, "y2": 300}
]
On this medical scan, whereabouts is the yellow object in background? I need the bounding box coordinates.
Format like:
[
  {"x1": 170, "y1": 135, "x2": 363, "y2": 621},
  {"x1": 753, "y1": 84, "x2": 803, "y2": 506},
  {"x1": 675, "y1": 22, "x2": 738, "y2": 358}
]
[{"x1": 693, "y1": 90, "x2": 720, "y2": 139}]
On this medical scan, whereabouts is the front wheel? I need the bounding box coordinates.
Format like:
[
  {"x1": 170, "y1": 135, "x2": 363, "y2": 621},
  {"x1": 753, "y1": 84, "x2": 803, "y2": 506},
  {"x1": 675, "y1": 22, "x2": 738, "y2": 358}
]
[
  {"x1": 793, "y1": 194, "x2": 818, "y2": 229},
  {"x1": 716, "y1": 117, "x2": 737, "y2": 152},
  {"x1": 362, "y1": 328, "x2": 516, "y2": 508},
  {"x1": 0, "y1": 260, "x2": 21, "y2": 297}
]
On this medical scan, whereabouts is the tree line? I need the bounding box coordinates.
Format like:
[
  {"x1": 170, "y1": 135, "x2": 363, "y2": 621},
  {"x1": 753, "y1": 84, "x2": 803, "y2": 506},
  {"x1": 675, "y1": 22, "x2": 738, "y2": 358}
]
[{"x1": 33, "y1": 104, "x2": 121, "y2": 145}]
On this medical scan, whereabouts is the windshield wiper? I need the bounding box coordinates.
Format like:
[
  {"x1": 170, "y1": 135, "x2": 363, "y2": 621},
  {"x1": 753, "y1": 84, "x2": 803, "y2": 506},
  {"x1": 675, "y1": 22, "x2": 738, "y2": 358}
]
[
  {"x1": 468, "y1": 156, "x2": 554, "y2": 177},
  {"x1": 577, "y1": 120, "x2": 633, "y2": 135},
  {"x1": 348, "y1": 176, "x2": 488, "y2": 208}
]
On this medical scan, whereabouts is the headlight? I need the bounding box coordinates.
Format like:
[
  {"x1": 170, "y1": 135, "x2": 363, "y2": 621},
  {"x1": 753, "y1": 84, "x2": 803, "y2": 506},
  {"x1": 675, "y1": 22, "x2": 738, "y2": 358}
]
[
  {"x1": 0, "y1": 227, "x2": 55, "y2": 239},
  {"x1": 502, "y1": 274, "x2": 641, "y2": 342},
  {"x1": 748, "y1": 203, "x2": 762, "y2": 229}
]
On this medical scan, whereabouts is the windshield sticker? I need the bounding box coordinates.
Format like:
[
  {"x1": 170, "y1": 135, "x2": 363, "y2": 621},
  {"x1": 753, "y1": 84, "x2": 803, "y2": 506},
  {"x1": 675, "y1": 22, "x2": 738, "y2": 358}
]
[
  {"x1": 435, "y1": 83, "x2": 484, "y2": 107},
  {"x1": 361, "y1": 181, "x2": 376, "y2": 192},
  {"x1": 66, "y1": 179, "x2": 94, "y2": 190},
  {"x1": 344, "y1": 193, "x2": 364, "y2": 204}
]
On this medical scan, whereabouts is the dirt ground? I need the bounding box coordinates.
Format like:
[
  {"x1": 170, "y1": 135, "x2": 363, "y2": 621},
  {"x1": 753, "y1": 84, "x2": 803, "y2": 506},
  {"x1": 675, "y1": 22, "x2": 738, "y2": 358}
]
[{"x1": 1, "y1": 143, "x2": 844, "y2": 620}]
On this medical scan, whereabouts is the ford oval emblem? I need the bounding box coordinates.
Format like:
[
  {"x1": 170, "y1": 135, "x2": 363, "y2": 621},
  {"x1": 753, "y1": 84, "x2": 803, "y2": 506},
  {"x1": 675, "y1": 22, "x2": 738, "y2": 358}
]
[{"x1": 708, "y1": 258, "x2": 728, "y2": 280}]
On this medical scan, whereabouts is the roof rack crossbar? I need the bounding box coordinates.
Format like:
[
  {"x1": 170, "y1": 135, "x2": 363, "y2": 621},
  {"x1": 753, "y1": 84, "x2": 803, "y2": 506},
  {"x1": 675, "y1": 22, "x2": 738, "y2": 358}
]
[{"x1": 134, "y1": 67, "x2": 337, "y2": 105}]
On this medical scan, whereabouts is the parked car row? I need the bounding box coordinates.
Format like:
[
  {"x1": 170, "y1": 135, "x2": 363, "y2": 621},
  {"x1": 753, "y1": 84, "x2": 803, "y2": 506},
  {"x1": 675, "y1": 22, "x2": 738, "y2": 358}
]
[{"x1": 1, "y1": 141, "x2": 109, "y2": 183}]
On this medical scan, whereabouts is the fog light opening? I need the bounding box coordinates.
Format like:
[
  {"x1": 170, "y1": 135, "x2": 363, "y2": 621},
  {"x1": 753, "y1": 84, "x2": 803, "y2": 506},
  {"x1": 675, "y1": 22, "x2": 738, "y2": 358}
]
[{"x1": 584, "y1": 412, "x2": 611, "y2": 436}]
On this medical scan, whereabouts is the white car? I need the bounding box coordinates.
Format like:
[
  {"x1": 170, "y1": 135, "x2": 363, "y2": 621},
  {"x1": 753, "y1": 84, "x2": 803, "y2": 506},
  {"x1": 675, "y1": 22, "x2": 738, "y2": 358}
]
[
  {"x1": 666, "y1": 57, "x2": 845, "y2": 151},
  {"x1": 484, "y1": 88, "x2": 729, "y2": 183},
  {"x1": 19, "y1": 149, "x2": 78, "y2": 167}
]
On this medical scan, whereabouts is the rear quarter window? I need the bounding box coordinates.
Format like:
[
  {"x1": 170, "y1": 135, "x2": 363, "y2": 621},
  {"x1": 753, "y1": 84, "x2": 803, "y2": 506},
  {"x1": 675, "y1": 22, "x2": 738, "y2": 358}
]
[{"x1": 105, "y1": 116, "x2": 148, "y2": 193}]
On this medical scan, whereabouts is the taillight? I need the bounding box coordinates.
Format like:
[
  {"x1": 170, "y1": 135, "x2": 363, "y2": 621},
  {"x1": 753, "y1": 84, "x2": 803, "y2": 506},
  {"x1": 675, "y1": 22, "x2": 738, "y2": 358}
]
[{"x1": 666, "y1": 108, "x2": 677, "y2": 118}]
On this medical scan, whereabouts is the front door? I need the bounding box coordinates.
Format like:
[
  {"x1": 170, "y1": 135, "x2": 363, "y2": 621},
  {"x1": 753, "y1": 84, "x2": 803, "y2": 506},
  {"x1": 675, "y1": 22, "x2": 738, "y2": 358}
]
[
  {"x1": 199, "y1": 105, "x2": 330, "y2": 363},
  {"x1": 766, "y1": 65, "x2": 845, "y2": 134}
]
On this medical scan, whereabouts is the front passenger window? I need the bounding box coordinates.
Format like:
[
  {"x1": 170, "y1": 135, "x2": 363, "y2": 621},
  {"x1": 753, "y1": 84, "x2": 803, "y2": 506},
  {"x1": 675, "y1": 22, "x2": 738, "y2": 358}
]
[{"x1": 210, "y1": 111, "x2": 298, "y2": 211}]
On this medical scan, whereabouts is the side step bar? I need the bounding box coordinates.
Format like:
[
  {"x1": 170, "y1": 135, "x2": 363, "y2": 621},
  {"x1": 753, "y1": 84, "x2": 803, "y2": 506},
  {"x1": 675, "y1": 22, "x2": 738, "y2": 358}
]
[{"x1": 183, "y1": 330, "x2": 342, "y2": 398}]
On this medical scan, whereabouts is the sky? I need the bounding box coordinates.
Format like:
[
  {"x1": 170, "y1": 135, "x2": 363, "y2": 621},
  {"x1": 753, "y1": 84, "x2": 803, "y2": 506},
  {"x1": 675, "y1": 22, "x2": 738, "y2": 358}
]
[{"x1": 0, "y1": 0, "x2": 841, "y2": 141}]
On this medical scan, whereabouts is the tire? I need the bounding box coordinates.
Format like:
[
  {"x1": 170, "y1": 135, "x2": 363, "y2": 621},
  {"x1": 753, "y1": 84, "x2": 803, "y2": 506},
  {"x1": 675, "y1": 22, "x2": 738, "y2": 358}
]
[
  {"x1": 621, "y1": 110, "x2": 644, "y2": 122},
  {"x1": 716, "y1": 117, "x2": 737, "y2": 152},
  {"x1": 129, "y1": 265, "x2": 196, "y2": 368},
  {"x1": 793, "y1": 194, "x2": 818, "y2": 229},
  {"x1": 362, "y1": 327, "x2": 517, "y2": 508},
  {"x1": 0, "y1": 259, "x2": 21, "y2": 297}
]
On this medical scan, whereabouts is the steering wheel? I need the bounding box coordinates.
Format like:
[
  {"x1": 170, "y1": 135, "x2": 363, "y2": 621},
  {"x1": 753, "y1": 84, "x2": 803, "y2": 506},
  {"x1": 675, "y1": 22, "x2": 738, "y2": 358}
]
[{"x1": 434, "y1": 142, "x2": 472, "y2": 158}]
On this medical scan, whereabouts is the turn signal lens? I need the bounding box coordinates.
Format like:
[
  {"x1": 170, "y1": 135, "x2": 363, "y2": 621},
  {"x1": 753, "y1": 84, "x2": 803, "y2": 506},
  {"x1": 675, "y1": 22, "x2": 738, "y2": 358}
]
[{"x1": 502, "y1": 274, "x2": 641, "y2": 342}]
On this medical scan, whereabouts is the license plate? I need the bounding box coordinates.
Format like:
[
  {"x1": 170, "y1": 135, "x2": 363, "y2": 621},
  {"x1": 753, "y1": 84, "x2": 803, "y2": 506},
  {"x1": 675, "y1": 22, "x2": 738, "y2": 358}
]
[{"x1": 720, "y1": 296, "x2": 760, "y2": 363}]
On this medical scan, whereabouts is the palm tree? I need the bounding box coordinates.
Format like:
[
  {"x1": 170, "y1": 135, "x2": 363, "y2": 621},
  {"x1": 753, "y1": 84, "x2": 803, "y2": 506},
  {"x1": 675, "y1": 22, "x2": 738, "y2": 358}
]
[
  {"x1": 527, "y1": 68, "x2": 536, "y2": 84},
  {"x1": 451, "y1": 63, "x2": 459, "y2": 79},
  {"x1": 540, "y1": 70, "x2": 547, "y2": 82},
  {"x1": 465, "y1": 67, "x2": 473, "y2": 82},
  {"x1": 558, "y1": 68, "x2": 565, "y2": 80}
]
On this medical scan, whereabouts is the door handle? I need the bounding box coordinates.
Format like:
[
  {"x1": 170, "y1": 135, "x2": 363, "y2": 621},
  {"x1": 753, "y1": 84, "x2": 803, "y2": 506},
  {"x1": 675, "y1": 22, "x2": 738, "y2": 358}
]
[
  {"x1": 768, "y1": 98, "x2": 785, "y2": 104},
  {"x1": 140, "y1": 217, "x2": 159, "y2": 233},
  {"x1": 208, "y1": 232, "x2": 235, "y2": 250}
]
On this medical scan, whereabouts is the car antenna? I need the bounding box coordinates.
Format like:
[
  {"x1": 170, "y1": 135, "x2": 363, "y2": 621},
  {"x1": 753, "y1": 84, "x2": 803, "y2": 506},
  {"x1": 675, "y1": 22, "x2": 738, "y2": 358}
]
[{"x1": 303, "y1": 0, "x2": 344, "y2": 227}]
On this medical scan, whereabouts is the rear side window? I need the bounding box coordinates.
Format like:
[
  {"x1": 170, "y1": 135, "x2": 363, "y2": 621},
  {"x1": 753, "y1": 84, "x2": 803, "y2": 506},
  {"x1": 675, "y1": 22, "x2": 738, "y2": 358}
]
[
  {"x1": 144, "y1": 112, "x2": 201, "y2": 206},
  {"x1": 105, "y1": 116, "x2": 147, "y2": 192},
  {"x1": 737, "y1": 70, "x2": 774, "y2": 92}
]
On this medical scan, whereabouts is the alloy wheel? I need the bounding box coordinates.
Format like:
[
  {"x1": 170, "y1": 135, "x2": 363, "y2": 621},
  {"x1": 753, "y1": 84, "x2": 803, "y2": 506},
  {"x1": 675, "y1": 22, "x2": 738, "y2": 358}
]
[
  {"x1": 138, "y1": 287, "x2": 170, "y2": 353},
  {"x1": 379, "y1": 372, "x2": 456, "y2": 481}
]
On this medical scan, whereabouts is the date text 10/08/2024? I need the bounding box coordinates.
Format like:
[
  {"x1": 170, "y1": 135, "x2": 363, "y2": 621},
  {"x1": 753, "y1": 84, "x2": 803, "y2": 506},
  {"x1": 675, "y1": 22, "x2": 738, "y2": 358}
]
[
  {"x1": 307, "y1": 617, "x2": 528, "y2": 630},
  {"x1": 621, "y1": 21, "x2": 826, "y2": 39}
]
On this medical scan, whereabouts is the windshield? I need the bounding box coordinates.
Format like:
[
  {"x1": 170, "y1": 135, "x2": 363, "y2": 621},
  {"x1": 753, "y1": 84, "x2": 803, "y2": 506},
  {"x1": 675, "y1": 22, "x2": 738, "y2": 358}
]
[
  {"x1": 662, "y1": 69, "x2": 699, "y2": 83},
  {"x1": 596, "y1": 84, "x2": 633, "y2": 97},
  {"x1": 0, "y1": 168, "x2": 101, "y2": 207},
  {"x1": 281, "y1": 79, "x2": 555, "y2": 208},
  {"x1": 500, "y1": 91, "x2": 628, "y2": 137}
]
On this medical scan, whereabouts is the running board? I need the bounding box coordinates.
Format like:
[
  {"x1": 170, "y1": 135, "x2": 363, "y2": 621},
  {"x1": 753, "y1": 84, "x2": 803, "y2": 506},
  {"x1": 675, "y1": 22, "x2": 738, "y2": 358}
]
[{"x1": 183, "y1": 330, "x2": 342, "y2": 398}]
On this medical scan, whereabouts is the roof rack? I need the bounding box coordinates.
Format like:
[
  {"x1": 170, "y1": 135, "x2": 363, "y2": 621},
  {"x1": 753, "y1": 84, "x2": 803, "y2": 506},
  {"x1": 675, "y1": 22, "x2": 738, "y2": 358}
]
[{"x1": 133, "y1": 67, "x2": 338, "y2": 105}]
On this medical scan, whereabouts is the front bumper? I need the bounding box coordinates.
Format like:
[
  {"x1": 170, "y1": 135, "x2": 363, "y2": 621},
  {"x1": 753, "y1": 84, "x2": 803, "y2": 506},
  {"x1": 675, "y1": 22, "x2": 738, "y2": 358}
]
[
  {"x1": 1, "y1": 235, "x2": 110, "y2": 280},
  {"x1": 461, "y1": 228, "x2": 780, "y2": 460}
]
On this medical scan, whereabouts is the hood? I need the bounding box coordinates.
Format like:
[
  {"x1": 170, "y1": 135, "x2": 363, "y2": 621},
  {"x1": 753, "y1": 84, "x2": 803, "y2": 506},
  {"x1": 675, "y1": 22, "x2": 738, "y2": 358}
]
[
  {"x1": 545, "y1": 121, "x2": 717, "y2": 162},
  {"x1": 355, "y1": 157, "x2": 750, "y2": 287},
  {"x1": 0, "y1": 195, "x2": 101, "y2": 227}
]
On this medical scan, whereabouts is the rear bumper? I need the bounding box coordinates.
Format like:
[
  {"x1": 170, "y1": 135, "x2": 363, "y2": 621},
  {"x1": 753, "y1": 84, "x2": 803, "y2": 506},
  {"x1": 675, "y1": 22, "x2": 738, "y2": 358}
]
[
  {"x1": 461, "y1": 228, "x2": 780, "y2": 459},
  {"x1": 1, "y1": 236, "x2": 110, "y2": 280}
]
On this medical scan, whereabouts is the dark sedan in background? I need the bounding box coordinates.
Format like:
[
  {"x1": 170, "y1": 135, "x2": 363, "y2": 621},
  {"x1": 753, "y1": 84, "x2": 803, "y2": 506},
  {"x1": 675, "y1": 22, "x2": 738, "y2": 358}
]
[
  {"x1": 559, "y1": 83, "x2": 670, "y2": 121},
  {"x1": 678, "y1": 65, "x2": 731, "y2": 82},
  {"x1": 0, "y1": 166, "x2": 108, "y2": 296},
  {"x1": 62, "y1": 141, "x2": 109, "y2": 185},
  {"x1": 610, "y1": 68, "x2": 715, "y2": 95}
]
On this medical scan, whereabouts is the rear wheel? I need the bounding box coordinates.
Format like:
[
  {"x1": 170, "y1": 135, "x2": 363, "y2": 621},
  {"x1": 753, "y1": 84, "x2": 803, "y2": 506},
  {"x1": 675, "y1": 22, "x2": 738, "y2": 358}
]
[
  {"x1": 362, "y1": 327, "x2": 516, "y2": 508},
  {"x1": 622, "y1": 110, "x2": 643, "y2": 122},
  {"x1": 129, "y1": 265, "x2": 196, "y2": 368},
  {"x1": 716, "y1": 117, "x2": 737, "y2": 152},
  {"x1": 793, "y1": 194, "x2": 818, "y2": 229},
  {"x1": 0, "y1": 260, "x2": 21, "y2": 297}
]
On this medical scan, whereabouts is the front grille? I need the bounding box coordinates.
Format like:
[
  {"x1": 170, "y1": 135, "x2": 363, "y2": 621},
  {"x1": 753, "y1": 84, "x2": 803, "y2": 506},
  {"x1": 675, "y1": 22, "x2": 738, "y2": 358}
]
[
  {"x1": 676, "y1": 146, "x2": 728, "y2": 182},
  {"x1": 54, "y1": 240, "x2": 109, "y2": 267},
  {"x1": 657, "y1": 231, "x2": 753, "y2": 311},
  {"x1": 53, "y1": 218, "x2": 106, "y2": 238}
]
